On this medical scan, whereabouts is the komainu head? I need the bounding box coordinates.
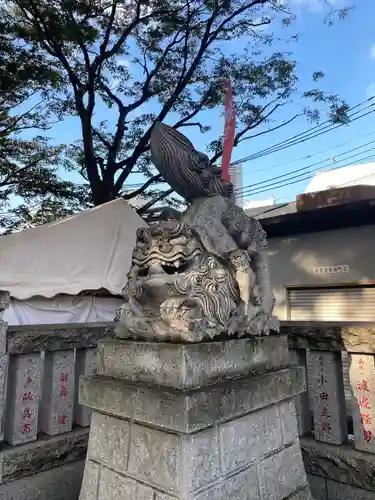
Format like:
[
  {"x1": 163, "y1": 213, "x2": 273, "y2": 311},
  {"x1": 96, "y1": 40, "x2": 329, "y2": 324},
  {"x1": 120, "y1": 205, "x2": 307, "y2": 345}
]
[{"x1": 116, "y1": 219, "x2": 248, "y2": 342}]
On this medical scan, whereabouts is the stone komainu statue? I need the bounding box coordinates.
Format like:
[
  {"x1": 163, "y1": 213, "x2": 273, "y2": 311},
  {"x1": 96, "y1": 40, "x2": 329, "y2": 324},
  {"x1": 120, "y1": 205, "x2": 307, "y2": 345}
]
[{"x1": 116, "y1": 122, "x2": 279, "y2": 341}]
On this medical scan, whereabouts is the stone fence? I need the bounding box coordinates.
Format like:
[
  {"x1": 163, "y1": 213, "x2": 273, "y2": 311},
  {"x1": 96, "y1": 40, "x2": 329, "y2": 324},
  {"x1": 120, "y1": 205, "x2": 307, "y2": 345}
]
[
  {"x1": 1, "y1": 287, "x2": 374, "y2": 500},
  {"x1": 283, "y1": 321, "x2": 375, "y2": 500},
  {"x1": 0, "y1": 291, "x2": 115, "y2": 500}
]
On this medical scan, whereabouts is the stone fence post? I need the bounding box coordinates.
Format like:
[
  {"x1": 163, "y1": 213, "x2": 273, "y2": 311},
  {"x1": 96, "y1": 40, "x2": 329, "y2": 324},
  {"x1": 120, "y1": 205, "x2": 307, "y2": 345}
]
[
  {"x1": 0, "y1": 290, "x2": 10, "y2": 441},
  {"x1": 78, "y1": 334, "x2": 312, "y2": 500}
]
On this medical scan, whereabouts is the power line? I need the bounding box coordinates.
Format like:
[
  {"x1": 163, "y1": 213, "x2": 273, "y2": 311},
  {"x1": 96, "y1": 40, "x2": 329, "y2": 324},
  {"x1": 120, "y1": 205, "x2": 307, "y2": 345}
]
[
  {"x1": 115, "y1": 99, "x2": 375, "y2": 197},
  {"x1": 239, "y1": 149, "x2": 375, "y2": 198},
  {"x1": 235, "y1": 137, "x2": 375, "y2": 195},
  {"x1": 242, "y1": 128, "x2": 375, "y2": 176},
  {"x1": 243, "y1": 105, "x2": 375, "y2": 163},
  {"x1": 248, "y1": 168, "x2": 375, "y2": 218},
  {"x1": 231, "y1": 97, "x2": 375, "y2": 166},
  {"x1": 232, "y1": 99, "x2": 375, "y2": 165},
  {"x1": 238, "y1": 150, "x2": 375, "y2": 199},
  {"x1": 100, "y1": 98, "x2": 375, "y2": 203}
]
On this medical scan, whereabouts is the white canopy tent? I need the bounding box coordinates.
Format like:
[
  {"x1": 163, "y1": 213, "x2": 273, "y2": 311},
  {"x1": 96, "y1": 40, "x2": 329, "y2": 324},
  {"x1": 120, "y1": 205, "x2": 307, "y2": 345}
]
[{"x1": 0, "y1": 199, "x2": 147, "y2": 325}]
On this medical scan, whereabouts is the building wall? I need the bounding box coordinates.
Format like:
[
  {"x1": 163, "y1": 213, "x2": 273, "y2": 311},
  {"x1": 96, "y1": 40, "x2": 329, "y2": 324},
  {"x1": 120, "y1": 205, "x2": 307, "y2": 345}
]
[
  {"x1": 267, "y1": 224, "x2": 375, "y2": 320},
  {"x1": 229, "y1": 163, "x2": 243, "y2": 206}
]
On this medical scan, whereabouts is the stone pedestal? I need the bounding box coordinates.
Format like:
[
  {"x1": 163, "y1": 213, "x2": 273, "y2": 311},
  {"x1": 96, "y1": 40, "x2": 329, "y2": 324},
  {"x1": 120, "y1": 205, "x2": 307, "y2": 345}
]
[{"x1": 78, "y1": 335, "x2": 312, "y2": 500}]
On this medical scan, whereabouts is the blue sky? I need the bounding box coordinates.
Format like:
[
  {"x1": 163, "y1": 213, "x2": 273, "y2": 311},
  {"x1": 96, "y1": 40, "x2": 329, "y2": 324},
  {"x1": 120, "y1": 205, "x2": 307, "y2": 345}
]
[
  {"x1": 43, "y1": 0, "x2": 375, "y2": 206},
  {"x1": 228, "y1": 0, "x2": 375, "y2": 204}
]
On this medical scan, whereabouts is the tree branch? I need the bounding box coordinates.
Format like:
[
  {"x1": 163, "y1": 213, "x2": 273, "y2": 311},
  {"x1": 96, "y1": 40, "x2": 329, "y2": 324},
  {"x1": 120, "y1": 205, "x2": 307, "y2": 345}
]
[
  {"x1": 99, "y1": 83, "x2": 128, "y2": 164},
  {"x1": 175, "y1": 122, "x2": 205, "y2": 131},
  {"x1": 97, "y1": 5, "x2": 176, "y2": 65},
  {"x1": 207, "y1": 0, "x2": 269, "y2": 43},
  {"x1": 123, "y1": 174, "x2": 162, "y2": 199},
  {"x1": 25, "y1": 0, "x2": 83, "y2": 93},
  {"x1": 172, "y1": 92, "x2": 210, "y2": 129},
  {"x1": 114, "y1": 27, "x2": 186, "y2": 117},
  {"x1": 137, "y1": 188, "x2": 174, "y2": 214},
  {"x1": 209, "y1": 100, "x2": 286, "y2": 164},
  {"x1": 236, "y1": 113, "x2": 300, "y2": 144},
  {"x1": 92, "y1": 128, "x2": 112, "y2": 150},
  {"x1": 99, "y1": 1, "x2": 118, "y2": 58},
  {"x1": 0, "y1": 100, "x2": 45, "y2": 136},
  {"x1": 114, "y1": 8, "x2": 221, "y2": 193},
  {"x1": 113, "y1": 2, "x2": 275, "y2": 193},
  {"x1": 67, "y1": 10, "x2": 91, "y2": 71},
  {"x1": 0, "y1": 157, "x2": 49, "y2": 188},
  {"x1": 176, "y1": 0, "x2": 192, "y2": 86}
]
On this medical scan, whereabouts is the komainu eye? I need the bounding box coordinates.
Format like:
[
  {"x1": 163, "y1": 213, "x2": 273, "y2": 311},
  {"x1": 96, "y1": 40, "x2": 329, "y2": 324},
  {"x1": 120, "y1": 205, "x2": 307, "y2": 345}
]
[{"x1": 137, "y1": 227, "x2": 150, "y2": 242}]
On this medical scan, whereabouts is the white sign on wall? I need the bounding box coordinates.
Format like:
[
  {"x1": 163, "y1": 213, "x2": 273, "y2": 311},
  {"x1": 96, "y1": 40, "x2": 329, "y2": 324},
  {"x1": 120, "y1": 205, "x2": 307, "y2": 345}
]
[{"x1": 314, "y1": 265, "x2": 349, "y2": 275}]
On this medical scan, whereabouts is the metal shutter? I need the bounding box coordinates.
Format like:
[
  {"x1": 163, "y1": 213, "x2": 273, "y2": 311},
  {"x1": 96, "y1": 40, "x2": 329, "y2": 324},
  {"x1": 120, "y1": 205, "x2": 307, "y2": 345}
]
[
  {"x1": 288, "y1": 286, "x2": 375, "y2": 322},
  {"x1": 288, "y1": 285, "x2": 375, "y2": 418}
]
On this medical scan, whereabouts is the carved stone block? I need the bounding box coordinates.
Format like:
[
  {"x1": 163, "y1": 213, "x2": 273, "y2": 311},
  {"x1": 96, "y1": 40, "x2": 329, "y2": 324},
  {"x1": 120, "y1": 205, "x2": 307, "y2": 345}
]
[
  {"x1": 78, "y1": 338, "x2": 311, "y2": 500},
  {"x1": 97, "y1": 335, "x2": 289, "y2": 389}
]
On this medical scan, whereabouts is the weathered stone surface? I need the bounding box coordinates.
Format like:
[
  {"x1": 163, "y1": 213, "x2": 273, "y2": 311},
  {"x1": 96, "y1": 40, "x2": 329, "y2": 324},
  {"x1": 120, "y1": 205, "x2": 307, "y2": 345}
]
[
  {"x1": 289, "y1": 349, "x2": 311, "y2": 436},
  {"x1": 117, "y1": 152, "x2": 278, "y2": 341},
  {"x1": 349, "y1": 354, "x2": 375, "y2": 453},
  {"x1": 0, "y1": 459, "x2": 84, "y2": 500},
  {"x1": 0, "y1": 291, "x2": 10, "y2": 312},
  {"x1": 78, "y1": 327, "x2": 307, "y2": 500},
  {"x1": 181, "y1": 427, "x2": 220, "y2": 490},
  {"x1": 79, "y1": 366, "x2": 305, "y2": 433},
  {"x1": 282, "y1": 322, "x2": 375, "y2": 354},
  {"x1": 87, "y1": 412, "x2": 129, "y2": 473},
  {"x1": 0, "y1": 354, "x2": 8, "y2": 440},
  {"x1": 280, "y1": 400, "x2": 300, "y2": 445},
  {"x1": 1, "y1": 427, "x2": 89, "y2": 483},
  {"x1": 128, "y1": 423, "x2": 178, "y2": 491},
  {"x1": 155, "y1": 495, "x2": 178, "y2": 500},
  {"x1": 6, "y1": 322, "x2": 115, "y2": 354},
  {"x1": 286, "y1": 485, "x2": 314, "y2": 500},
  {"x1": 307, "y1": 351, "x2": 347, "y2": 445},
  {"x1": 301, "y1": 436, "x2": 375, "y2": 491},
  {"x1": 306, "y1": 474, "x2": 326, "y2": 500},
  {"x1": 98, "y1": 336, "x2": 289, "y2": 389},
  {"x1": 4, "y1": 353, "x2": 42, "y2": 445},
  {"x1": 97, "y1": 467, "x2": 154, "y2": 500},
  {"x1": 39, "y1": 350, "x2": 75, "y2": 436},
  {"x1": 326, "y1": 479, "x2": 375, "y2": 500},
  {"x1": 219, "y1": 404, "x2": 283, "y2": 474},
  {"x1": 257, "y1": 443, "x2": 307, "y2": 500},
  {"x1": 79, "y1": 460, "x2": 100, "y2": 500},
  {"x1": 194, "y1": 466, "x2": 259, "y2": 500},
  {"x1": 75, "y1": 348, "x2": 98, "y2": 427},
  {"x1": 0, "y1": 321, "x2": 8, "y2": 355}
]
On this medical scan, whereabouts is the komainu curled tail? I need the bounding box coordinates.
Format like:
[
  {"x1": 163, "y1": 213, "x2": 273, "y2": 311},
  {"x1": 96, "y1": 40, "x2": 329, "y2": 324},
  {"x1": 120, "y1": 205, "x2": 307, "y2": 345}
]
[{"x1": 150, "y1": 122, "x2": 234, "y2": 202}]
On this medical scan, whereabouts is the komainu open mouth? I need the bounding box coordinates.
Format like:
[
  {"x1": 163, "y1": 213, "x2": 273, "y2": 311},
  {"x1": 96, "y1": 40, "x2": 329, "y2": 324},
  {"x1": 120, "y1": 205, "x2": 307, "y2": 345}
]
[{"x1": 161, "y1": 261, "x2": 190, "y2": 274}]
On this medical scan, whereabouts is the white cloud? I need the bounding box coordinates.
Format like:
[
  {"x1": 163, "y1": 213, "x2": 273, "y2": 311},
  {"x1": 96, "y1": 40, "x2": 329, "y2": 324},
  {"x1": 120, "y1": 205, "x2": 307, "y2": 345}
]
[{"x1": 370, "y1": 45, "x2": 375, "y2": 58}]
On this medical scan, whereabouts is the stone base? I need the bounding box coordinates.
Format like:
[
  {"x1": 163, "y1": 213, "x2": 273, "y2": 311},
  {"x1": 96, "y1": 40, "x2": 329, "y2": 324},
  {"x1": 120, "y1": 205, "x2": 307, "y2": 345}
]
[
  {"x1": 79, "y1": 336, "x2": 313, "y2": 500},
  {"x1": 0, "y1": 460, "x2": 84, "y2": 500},
  {"x1": 302, "y1": 437, "x2": 375, "y2": 500}
]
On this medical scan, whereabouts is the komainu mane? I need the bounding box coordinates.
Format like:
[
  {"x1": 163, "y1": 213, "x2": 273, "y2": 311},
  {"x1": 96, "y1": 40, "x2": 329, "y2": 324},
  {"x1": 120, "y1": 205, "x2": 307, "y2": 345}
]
[{"x1": 116, "y1": 122, "x2": 279, "y2": 341}]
